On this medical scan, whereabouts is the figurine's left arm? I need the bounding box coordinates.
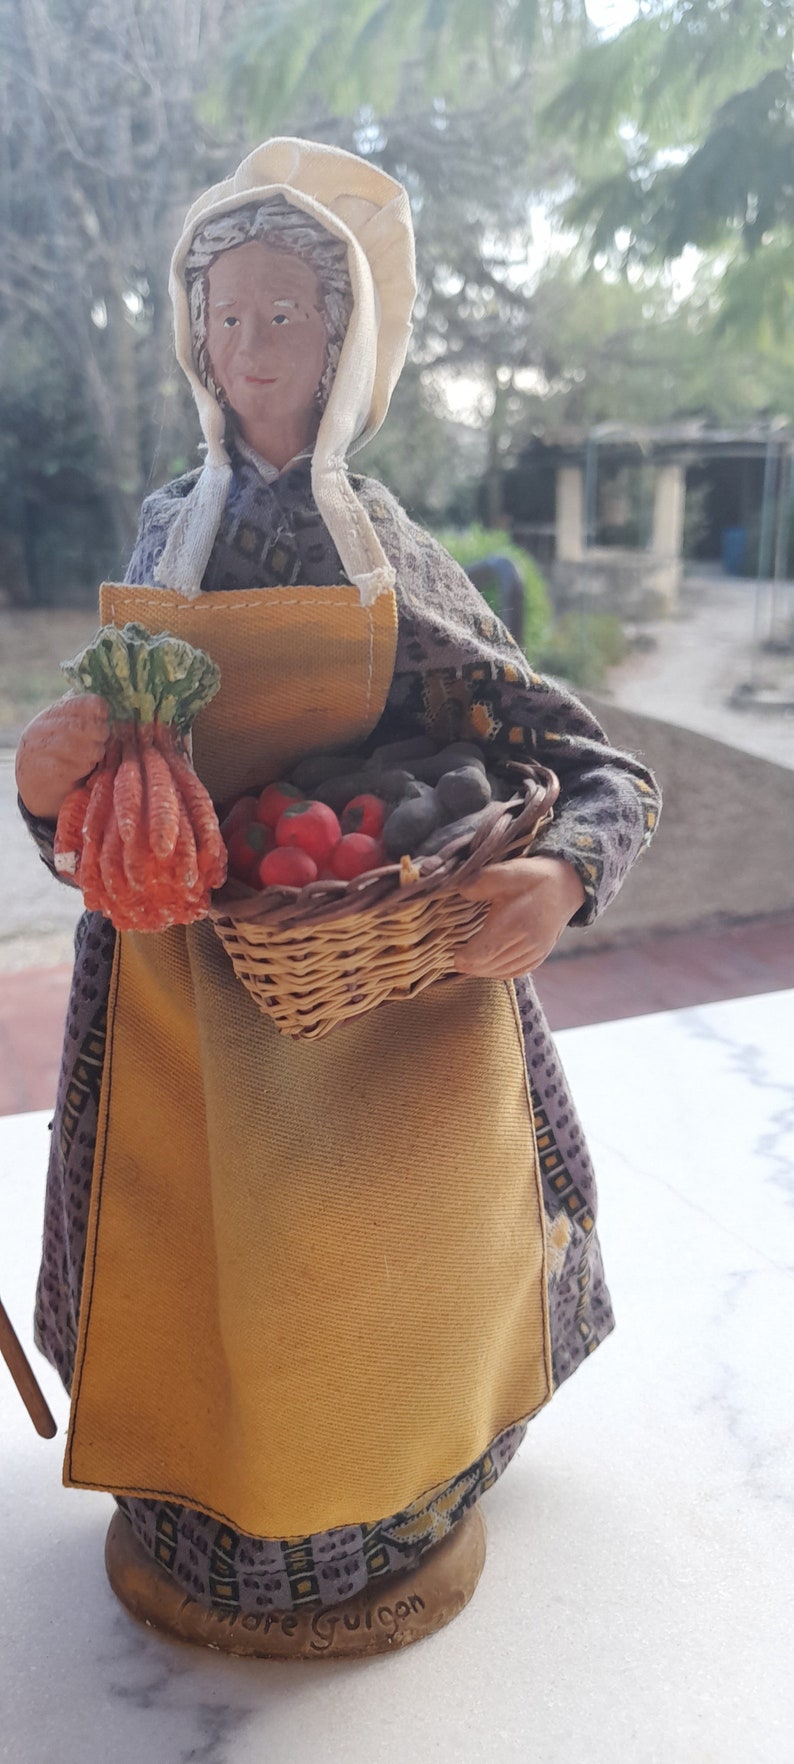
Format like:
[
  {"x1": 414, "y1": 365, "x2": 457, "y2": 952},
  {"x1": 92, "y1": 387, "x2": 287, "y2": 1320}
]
[
  {"x1": 454, "y1": 679, "x2": 660, "y2": 976},
  {"x1": 358, "y1": 484, "x2": 661, "y2": 976}
]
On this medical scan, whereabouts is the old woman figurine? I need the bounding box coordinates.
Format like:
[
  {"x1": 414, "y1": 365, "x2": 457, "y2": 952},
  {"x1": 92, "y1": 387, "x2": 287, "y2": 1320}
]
[{"x1": 16, "y1": 138, "x2": 660, "y2": 1656}]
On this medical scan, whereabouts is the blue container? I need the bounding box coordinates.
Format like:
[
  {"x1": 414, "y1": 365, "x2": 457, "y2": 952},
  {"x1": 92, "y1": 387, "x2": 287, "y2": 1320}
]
[{"x1": 721, "y1": 527, "x2": 747, "y2": 576}]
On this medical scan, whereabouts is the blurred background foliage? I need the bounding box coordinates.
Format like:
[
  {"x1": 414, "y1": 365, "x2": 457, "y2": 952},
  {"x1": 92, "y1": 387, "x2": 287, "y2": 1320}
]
[
  {"x1": 430, "y1": 524, "x2": 552, "y2": 651},
  {"x1": 1, "y1": 0, "x2": 792, "y2": 616}
]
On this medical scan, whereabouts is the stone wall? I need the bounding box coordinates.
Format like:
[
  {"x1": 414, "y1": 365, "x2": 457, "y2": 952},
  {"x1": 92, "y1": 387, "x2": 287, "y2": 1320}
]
[
  {"x1": 549, "y1": 551, "x2": 676, "y2": 620},
  {"x1": 553, "y1": 696, "x2": 794, "y2": 954}
]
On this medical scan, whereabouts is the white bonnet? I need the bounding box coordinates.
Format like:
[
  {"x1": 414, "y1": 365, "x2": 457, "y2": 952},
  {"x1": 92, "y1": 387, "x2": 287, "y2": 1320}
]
[{"x1": 156, "y1": 137, "x2": 417, "y2": 604}]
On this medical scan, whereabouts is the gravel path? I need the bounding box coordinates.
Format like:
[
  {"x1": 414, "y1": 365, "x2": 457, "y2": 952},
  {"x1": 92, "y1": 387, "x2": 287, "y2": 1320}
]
[{"x1": 605, "y1": 574, "x2": 794, "y2": 770}]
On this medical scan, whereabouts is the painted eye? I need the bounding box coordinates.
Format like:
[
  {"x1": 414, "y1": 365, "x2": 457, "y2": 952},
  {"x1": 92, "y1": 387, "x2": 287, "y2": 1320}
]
[
  {"x1": 272, "y1": 313, "x2": 289, "y2": 325},
  {"x1": 222, "y1": 315, "x2": 239, "y2": 329}
]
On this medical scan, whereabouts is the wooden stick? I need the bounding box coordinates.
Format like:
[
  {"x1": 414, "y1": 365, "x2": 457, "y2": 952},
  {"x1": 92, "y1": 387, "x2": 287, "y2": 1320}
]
[{"x1": 0, "y1": 1294, "x2": 57, "y2": 1439}]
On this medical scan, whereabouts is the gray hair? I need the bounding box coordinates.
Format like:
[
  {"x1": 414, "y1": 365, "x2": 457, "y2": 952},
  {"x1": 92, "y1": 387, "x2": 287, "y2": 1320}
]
[{"x1": 184, "y1": 195, "x2": 354, "y2": 418}]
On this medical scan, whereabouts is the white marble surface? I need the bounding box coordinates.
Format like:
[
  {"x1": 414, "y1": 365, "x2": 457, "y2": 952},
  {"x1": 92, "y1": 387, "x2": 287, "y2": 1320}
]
[{"x1": 1, "y1": 990, "x2": 792, "y2": 1764}]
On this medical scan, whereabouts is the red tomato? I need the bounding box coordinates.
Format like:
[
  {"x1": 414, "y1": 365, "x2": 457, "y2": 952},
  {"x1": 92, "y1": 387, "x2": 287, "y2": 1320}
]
[
  {"x1": 226, "y1": 822, "x2": 274, "y2": 881},
  {"x1": 329, "y1": 833, "x2": 386, "y2": 880},
  {"x1": 255, "y1": 781, "x2": 304, "y2": 828},
  {"x1": 340, "y1": 793, "x2": 386, "y2": 839},
  {"x1": 220, "y1": 794, "x2": 259, "y2": 840},
  {"x1": 276, "y1": 800, "x2": 341, "y2": 866},
  {"x1": 260, "y1": 847, "x2": 318, "y2": 888}
]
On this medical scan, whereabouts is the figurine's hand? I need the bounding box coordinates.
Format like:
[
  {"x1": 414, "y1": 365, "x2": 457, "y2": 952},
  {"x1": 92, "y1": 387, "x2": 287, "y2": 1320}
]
[
  {"x1": 15, "y1": 694, "x2": 110, "y2": 821},
  {"x1": 453, "y1": 855, "x2": 586, "y2": 979}
]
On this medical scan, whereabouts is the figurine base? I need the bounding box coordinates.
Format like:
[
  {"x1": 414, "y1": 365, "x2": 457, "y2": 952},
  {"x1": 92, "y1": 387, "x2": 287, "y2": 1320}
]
[{"x1": 105, "y1": 1504, "x2": 487, "y2": 1659}]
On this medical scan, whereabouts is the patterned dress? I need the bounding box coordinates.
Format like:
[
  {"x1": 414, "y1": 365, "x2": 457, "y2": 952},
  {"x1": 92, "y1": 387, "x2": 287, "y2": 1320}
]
[{"x1": 22, "y1": 452, "x2": 660, "y2": 1615}]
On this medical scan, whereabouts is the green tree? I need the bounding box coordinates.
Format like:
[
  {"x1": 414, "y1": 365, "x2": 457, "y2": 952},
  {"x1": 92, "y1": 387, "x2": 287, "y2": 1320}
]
[
  {"x1": 544, "y1": 0, "x2": 794, "y2": 339},
  {"x1": 0, "y1": 0, "x2": 246, "y2": 600},
  {"x1": 506, "y1": 255, "x2": 794, "y2": 428},
  {"x1": 211, "y1": 0, "x2": 590, "y2": 522},
  {"x1": 4, "y1": 0, "x2": 793, "y2": 609},
  {"x1": 218, "y1": 0, "x2": 587, "y2": 119},
  {"x1": 217, "y1": 0, "x2": 794, "y2": 516}
]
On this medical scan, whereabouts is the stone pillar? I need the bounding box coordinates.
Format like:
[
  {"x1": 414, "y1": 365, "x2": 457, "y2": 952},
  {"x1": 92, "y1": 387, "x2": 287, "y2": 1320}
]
[
  {"x1": 651, "y1": 461, "x2": 686, "y2": 611},
  {"x1": 555, "y1": 465, "x2": 584, "y2": 562}
]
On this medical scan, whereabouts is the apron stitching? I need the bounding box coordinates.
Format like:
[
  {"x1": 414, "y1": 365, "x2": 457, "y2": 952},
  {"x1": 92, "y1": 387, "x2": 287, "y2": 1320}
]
[
  {"x1": 112, "y1": 589, "x2": 366, "y2": 614},
  {"x1": 107, "y1": 584, "x2": 385, "y2": 729},
  {"x1": 68, "y1": 1382, "x2": 554, "y2": 1524},
  {"x1": 196, "y1": 596, "x2": 362, "y2": 613}
]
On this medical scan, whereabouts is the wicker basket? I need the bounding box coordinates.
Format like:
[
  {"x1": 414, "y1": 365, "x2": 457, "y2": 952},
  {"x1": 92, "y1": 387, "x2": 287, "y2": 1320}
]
[{"x1": 209, "y1": 759, "x2": 559, "y2": 1040}]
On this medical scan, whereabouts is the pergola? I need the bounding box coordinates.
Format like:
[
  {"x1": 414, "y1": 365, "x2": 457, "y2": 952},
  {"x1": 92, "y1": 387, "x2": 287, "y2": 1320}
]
[{"x1": 518, "y1": 419, "x2": 794, "y2": 613}]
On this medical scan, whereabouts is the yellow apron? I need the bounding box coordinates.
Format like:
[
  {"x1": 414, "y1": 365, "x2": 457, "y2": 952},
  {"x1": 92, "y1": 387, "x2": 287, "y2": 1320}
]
[{"x1": 65, "y1": 580, "x2": 552, "y2": 1538}]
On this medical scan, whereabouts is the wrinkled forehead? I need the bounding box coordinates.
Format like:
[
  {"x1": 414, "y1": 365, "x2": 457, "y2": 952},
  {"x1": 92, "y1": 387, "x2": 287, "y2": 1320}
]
[{"x1": 206, "y1": 239, "x2": 323, "y2": 308}]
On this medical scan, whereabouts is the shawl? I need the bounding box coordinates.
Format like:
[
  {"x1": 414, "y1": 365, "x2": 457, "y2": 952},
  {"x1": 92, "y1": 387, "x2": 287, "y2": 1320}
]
[{"x1": 126, "y1": 451, "x2": 660, "y2": 923}]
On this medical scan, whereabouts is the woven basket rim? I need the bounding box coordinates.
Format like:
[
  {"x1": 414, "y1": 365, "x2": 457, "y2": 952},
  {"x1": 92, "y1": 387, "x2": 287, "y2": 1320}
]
[{"x1": 209, "y1": 758, "x2": 560, "y2": 935}]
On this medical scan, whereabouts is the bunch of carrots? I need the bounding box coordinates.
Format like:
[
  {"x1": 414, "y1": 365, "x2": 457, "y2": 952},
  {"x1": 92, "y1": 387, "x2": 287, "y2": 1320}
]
[{"x1": 54, "y1": 623, "x2": 227, "y2": 932}]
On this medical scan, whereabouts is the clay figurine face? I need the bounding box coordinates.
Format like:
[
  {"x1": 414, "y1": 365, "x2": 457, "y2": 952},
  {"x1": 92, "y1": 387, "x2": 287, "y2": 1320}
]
[{"x1": 205, "y1": 239, "x2": 328, "y2": 468}]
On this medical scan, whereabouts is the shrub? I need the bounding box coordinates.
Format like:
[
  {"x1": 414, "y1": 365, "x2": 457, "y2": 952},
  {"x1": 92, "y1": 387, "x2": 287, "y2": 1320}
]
[
  {"x1": 535, "y1": 612, "x2": 630, "y2": 690},
  {"x1": 433, "y1": 524, "x2": 551, "y2": 656},
  {"x1": 433, "y1": 525, "x2": 629, "y2": 688}
]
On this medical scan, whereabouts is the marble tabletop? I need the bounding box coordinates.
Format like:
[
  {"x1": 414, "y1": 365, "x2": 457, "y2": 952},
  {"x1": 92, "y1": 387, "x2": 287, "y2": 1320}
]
[{"x1": 1, "y1": 990, "x2": 792, "y2": 1764}]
